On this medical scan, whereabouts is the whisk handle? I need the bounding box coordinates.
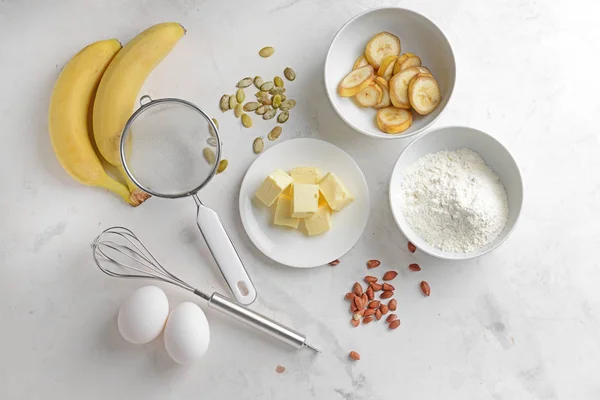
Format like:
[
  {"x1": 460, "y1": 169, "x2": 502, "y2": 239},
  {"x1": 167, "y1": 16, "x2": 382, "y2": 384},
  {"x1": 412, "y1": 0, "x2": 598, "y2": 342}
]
[{"x1": 208, "y1": 292, "x2": 307, "y2": 350}]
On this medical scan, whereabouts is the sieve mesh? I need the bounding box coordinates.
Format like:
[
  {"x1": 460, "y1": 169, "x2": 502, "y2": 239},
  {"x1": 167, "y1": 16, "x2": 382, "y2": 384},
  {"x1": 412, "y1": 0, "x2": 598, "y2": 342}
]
[{"x1": 121, "y1": 99, "x2": 220, "y2": 197}]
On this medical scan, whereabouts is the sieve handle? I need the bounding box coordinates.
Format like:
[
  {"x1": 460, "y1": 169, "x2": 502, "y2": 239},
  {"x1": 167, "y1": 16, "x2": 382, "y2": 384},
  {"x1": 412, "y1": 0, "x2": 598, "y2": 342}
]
[{"x1": 194, "y1": 197, "x2": 257, "y2": 305}]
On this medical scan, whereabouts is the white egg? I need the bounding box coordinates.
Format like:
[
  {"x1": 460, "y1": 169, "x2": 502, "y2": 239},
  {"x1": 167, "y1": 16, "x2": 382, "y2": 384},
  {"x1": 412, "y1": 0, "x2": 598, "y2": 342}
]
[
  {"x1": 117, "y1": 286, "x2": 169, "y2": 344},
  {"x1": 164, "y1": 302, "x2": 210, "y2": 365}
]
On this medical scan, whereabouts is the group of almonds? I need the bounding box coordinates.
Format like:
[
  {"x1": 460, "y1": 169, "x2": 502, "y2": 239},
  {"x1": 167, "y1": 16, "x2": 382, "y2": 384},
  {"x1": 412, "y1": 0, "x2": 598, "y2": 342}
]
[{"x1": 344, "y1": 241, "x2": 431, "y2": 361}]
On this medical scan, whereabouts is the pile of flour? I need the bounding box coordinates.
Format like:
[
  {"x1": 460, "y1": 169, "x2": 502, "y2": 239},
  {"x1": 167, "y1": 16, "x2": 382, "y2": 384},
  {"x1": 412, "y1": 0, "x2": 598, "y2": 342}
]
[{"x1": 400, "y1": 148, "x2": 509, "y2": 253}]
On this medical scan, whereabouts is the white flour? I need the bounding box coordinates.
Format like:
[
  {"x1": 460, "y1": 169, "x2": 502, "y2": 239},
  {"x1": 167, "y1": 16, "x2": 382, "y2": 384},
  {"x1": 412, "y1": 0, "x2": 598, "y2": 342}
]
[{"x1": 400, "y1": 148, "x2": 509, "y2": 253}]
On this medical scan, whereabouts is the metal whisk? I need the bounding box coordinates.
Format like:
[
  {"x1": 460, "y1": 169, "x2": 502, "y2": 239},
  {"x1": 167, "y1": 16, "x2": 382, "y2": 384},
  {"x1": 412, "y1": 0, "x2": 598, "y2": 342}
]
[{"x1": 92, "y1": 226, "x2": 319, "y2": 353}]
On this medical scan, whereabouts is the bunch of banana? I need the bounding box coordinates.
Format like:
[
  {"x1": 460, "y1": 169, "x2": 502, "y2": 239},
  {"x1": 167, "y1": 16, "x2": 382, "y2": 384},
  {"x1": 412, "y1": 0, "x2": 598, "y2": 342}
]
[{"x1": 48, "y1": 22, "x2": 185, "y2": 206}]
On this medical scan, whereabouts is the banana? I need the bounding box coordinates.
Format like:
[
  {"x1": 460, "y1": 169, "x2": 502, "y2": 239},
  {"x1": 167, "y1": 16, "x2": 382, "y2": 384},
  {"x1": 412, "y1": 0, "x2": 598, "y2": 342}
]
[
  {"x1": 48, "y1": 39, "x2": 147, "y2": 206},
  {"x1": 365, "y1": 32, "x2": 401, "y2": 69},
  {"x1": 393, "y1": 53, "x2": 422, "y2": 74},
  {"x1": 373, "y1": 77, "x2": 391, "y2": 109},
  {"x1": 389, "y1": 66, "x2": 430, "y2": 109},
  {"x1": 408, "y1": 73, "x2": 441, "y2": 115},
  {"x1": 93, "y1": 22, "x2": 185, "y2": 190},
  {"x1": 376, "y1": 107, "x2": 413, "y2": 134},
  {"x1": 376, "y1": 55, "x2": 397, "y2": 81},
  {"x1": 338, "y1": 65, "x2": 375, "y2": 97},
  {"x1": 354, "y1": 83, "x2": 382, "y2": 108},
  {"x1": 352, "y1": 55, "x2": 369, "y2": 70}
]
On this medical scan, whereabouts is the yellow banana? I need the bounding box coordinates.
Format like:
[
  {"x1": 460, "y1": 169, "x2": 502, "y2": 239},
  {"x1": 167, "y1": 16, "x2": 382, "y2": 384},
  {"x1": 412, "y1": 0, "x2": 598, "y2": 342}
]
[
  {"x1": 93, "y1": 22, "x2": 186, "y2": 190},
  {"x1": 48, "y1": 39, "x2": 148, "y2": 206}
]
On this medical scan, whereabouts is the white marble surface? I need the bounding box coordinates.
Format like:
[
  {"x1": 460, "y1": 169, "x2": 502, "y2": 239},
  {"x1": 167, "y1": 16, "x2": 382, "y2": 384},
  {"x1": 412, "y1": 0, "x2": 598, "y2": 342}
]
[{"x1": 1, "y1": 0, "x2": 599, "y2": 398}]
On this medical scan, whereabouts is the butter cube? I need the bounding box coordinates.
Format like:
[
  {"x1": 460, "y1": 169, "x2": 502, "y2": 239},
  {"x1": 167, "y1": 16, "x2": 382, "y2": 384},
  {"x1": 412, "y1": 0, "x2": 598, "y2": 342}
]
[
  {"x1": 303, "y1": 204, "x2": 331, "y2": 236},
  {"x1": 318, "y1": 173, "x2": 354, "y2": 211},
  {"x1": 291, "y1": 183, "x2": 319, "y2": 218},
  {"x1": 273, "y1": 195, "x2": 299, "y2": 228},
  {"x1": 255, "y1": 169, "x2": 293, "y2": 207},
  {"x1": 291, "y1": 167, "x2": 319, "y2": 184}
]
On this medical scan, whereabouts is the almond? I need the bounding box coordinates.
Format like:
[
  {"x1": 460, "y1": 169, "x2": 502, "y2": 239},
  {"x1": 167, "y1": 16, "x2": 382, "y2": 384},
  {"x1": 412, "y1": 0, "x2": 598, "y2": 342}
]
[
  {"x1": 349, "y1": 351, "x2": 360, "y2": 360},
  {"x1": 379, "y1": 304, "x2": 389, "y2": 314},
  {"x1": 351, "y1": 319, "x2": 360, "y2": 327},
  {"x1": 366, "y1": 286, "x2": 374, "y2": 301},
  {"x1": 361, "y1": 293, "x2": 368, "y2": 305},
  {"x1": 382, "y1": 271, "x2": 398, "y2": 281},
  {"x1": 352, "y1": 282, "x2": 364, "y2": 296},
  {"x1": 408, "y1": 242, "x2": 416, "y2": 253},
  {"x1": 363, "y1": 316, "x2": 374, "y2": 324},
  {"x1": 420, "y1": 281, "x2": 431, "y2": 297},
  {"x1": 364, "y1": 308, "x2": 375, "y2": 317},
  {"x1": 389, "y1": 319, "x2": 401, "y2": 329},
  {"x1": 329, "y1": 259, "x2": 340, "y2": 266},
  {"x1": 382, "y1": 283, "x2": 395, "y2": 291},
  {"x1": 368, "y1": 300, "x2": 380, "y2": 309},
  {"x1": 388, "y1": 299, "x2": 397, "y2": 311},
  {"x1": 367, "y1": 259, "x2": 381, "y2": 269},
  {"x1": 345, "y1": 292, "x2": 355, "y2": 301},
  {"x1": 409, "y1": 263, "x2": 421, "y2": 271},
  {"x1": 370, "y1": 283, "x2": 383, "y2": 291},
  {"x1": 386, "y1": 313, "x2": 398, "y2": 323},
  {"x1": 364, "y1": 276, "x2": 378, "y2": 283},
  {"x1": 380, "y1": 290, "x2": 394, "y2": 299},
  {"x1": 375, "y1": 309, "x2": 382, "y2": 320}
]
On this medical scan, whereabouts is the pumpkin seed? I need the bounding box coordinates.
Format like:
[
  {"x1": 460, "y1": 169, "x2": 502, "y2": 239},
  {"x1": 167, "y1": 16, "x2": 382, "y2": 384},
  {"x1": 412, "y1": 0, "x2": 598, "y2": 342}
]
[
  {"x1": 234, "y1": 104, "x2": 243, "y2": 118},
  {"x1": 269, "y1": 87, "x2": 285, "y2": 95},
  {"x1": 229, "y1": 95, "x2": 237, "y2": 109},
  {"x1": 279, "y1": 99, "x2": 296, "y2": 111},
  {"x1": 284, "y1": 67, "x2": 296, "y2": 81},
  {"x1": 255, "y1": 90, "x2": 269, "y2": 98},
  {"x1": 263, "y1": 108, "x2": 277, "y2": 120},
  {"x1": 260, "y1": 81, "x2": 274, "y2": 91},
  {"x1": 259, "y1": 46, "x2": 275, "y2": 58},
  {"x1": 258, "y1": 95, "x2": 272, "y2": 106},
  {"x1": 243, "y1": 102, "x2": 261, "y2": 111},
  {"x1": 267, "y1": 126, "x2": 282, "y2": 141},
  {"x1": 242, "y1": 113, "x2": 252, "y2": 128},
  {"x1": 236, "y1": 77, "x2": 253, "y2": 88},
  {"x1": 254, "y1": 76, "x2": 264, "y2": 89},
  {"x1": 211, "y1": 118, "x2": 219, "y2": 130},
  {"x1": 209, "y1": 118, "x2": 219, "y2": 137},
  {"x1": 203, "y1": 147, "x2": 216, "y2": 165},
  {"x1": 217, "y1": 159, "x2": 228, "y2": 174},
  {"x1": 280, "y1": 94, "x2": 287, "y2": 102},
  {"x1": 206, "y1": 137, "x2": 218, "y2": 147},
  {"x1": 272, "y1": 94, "x2": 282, "y2": 109},
  {"x1": 274, "y1": 76, "x2": 284, "y2": 88},
  {"x1": 256, "y1": 105, "x2": 270, "y2": 115},
  {"x1": 220, "y1": 95, "x2": 230, "y2": 112},
  {"x1": 236, "y1": 88, "x2": 245, "y2": 103},
  {"x1": 277, "y1": 110, "x2": 290, "y2": 123},
  {"x1": 253, "y1": 137, "x2": 264, "y2": 154}
]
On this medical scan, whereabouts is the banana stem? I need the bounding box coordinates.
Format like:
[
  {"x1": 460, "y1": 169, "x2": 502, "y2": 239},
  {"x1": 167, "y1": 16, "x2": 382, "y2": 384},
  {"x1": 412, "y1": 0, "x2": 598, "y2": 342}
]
[
  {"x1": 117, "y1": 165, "x2": 151, "y2": 205},
  {"x1": 97, "y1": 174, "x2": 136, "y2": 205}
]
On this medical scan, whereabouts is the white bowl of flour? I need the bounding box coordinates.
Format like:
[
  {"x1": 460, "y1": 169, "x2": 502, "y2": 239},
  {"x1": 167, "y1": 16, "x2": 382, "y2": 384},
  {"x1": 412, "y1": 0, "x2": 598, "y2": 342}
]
[{"x1": 389, "y1": 126, "x2": 523, "y2": 259}]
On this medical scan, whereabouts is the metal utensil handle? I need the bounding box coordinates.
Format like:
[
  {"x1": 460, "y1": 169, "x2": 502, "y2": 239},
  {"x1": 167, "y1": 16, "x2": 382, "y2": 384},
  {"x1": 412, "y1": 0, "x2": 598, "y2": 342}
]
[
  {"x1": 208, "y1": 292, "x2": 306, "y2": 349},
  {"x1": 194, "y1": 198, "x2": 257, "y2": 305}
]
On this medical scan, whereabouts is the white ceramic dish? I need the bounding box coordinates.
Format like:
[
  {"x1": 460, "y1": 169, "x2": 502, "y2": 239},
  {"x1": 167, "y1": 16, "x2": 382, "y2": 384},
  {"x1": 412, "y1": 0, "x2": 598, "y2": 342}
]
[
  {"x1": 389, "y1": 126, "x2": 523, "y2": 260},
  {"x1": 324, "y1": 7, "x2": 456, "y2": 140},
  {"x1": 239, "y1": 138, "x2": 369, "y2": 268}
]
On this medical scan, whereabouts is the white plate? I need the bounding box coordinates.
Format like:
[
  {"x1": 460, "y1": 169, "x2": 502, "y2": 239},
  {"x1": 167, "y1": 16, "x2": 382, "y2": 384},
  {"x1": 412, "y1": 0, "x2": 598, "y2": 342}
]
[
  {"x1": 324, "y1": 7, "x2": 456, "y2": 139},
  {"x1": 239, "y1": 138, "x2": 369, "y2": 268},
  {"x1": 389, "y1": 126, "x2": 523, "y2": 260}
]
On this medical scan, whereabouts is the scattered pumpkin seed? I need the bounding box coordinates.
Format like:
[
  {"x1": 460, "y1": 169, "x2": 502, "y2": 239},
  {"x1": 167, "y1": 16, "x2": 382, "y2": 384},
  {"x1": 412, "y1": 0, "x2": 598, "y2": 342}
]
[
  {"x1": 280, "y1": 94, "x2": 287, "y2": 102},
  {"x1": 236, "y1": 77, "x2": 253, "y2": 88},
  {"x1": 269, "y1": 87, "x2": 285, "y2": 95},
  {"x1": 217, "y1": 159, "x2": 228, "y2": 174},
  {"x1": 211, "y1": 118, "x2": 219, "y2": 130},
  {"x1": 208, "y1": 118, "x2": 219, "y2": 137},
  {"x1": 268, "y1": 126, "x2": 282, "y2": 141},
  {"x1": 259, "y1": 46, "x2": 275, "y2": 58},
  {"x1": 229, "y1": 95, "x2": 238, "y2": 109},
  {"x1": 253, "y1": 137, "x2": 264, "y2": 154},
  {"x1": 263, "y1": 108, "x2": 277, "y2": 120},
  {"x1": 234, "y1": 104, "x2": 243, "y2": 118},
  {"x1": 258, "y1": 95, "x2": 272, "y2": 105},
  {"x1": 254, "y1": 76, "x2": 264, "y2": 89},
  {"x1": 279, "y1": 99, "x2": 296, "y2": 111},
  {"x1": 260, "y1": 81, "x2": 274, "y2": 91},
  {"x1": 220, "y1": 95, "x2": 230, "y2": 112},
  {"x1": 272, "y1": 94, "x2": 282, "y2": 109},
  {"x1": 277, "y1": 110, "x2": 290, "y2": 123},
  {"x1": 284, "y1": 67, "x2": 296, "y2": 81},
  {"x1": 274, "y1": 76, "x2": 284, "y2": 88},
  {"x1": 256, "y1": 105, "x2": 270, "y2": 115},
  {"x1": 206, "y1": 137, "x2": 218, "y2": 147},
  {"x1": 236, "y1": 88, "x2": 245, "y2": 103},
  {"x1": 242, "y1": 113, "x2": 252, "y2": 128},
  {"x1": 203, "y1": 147, "x2": 216, "y2": 165},
  {"x1": 244, "y1": 102, "x2": 261, "y2": 112}
]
